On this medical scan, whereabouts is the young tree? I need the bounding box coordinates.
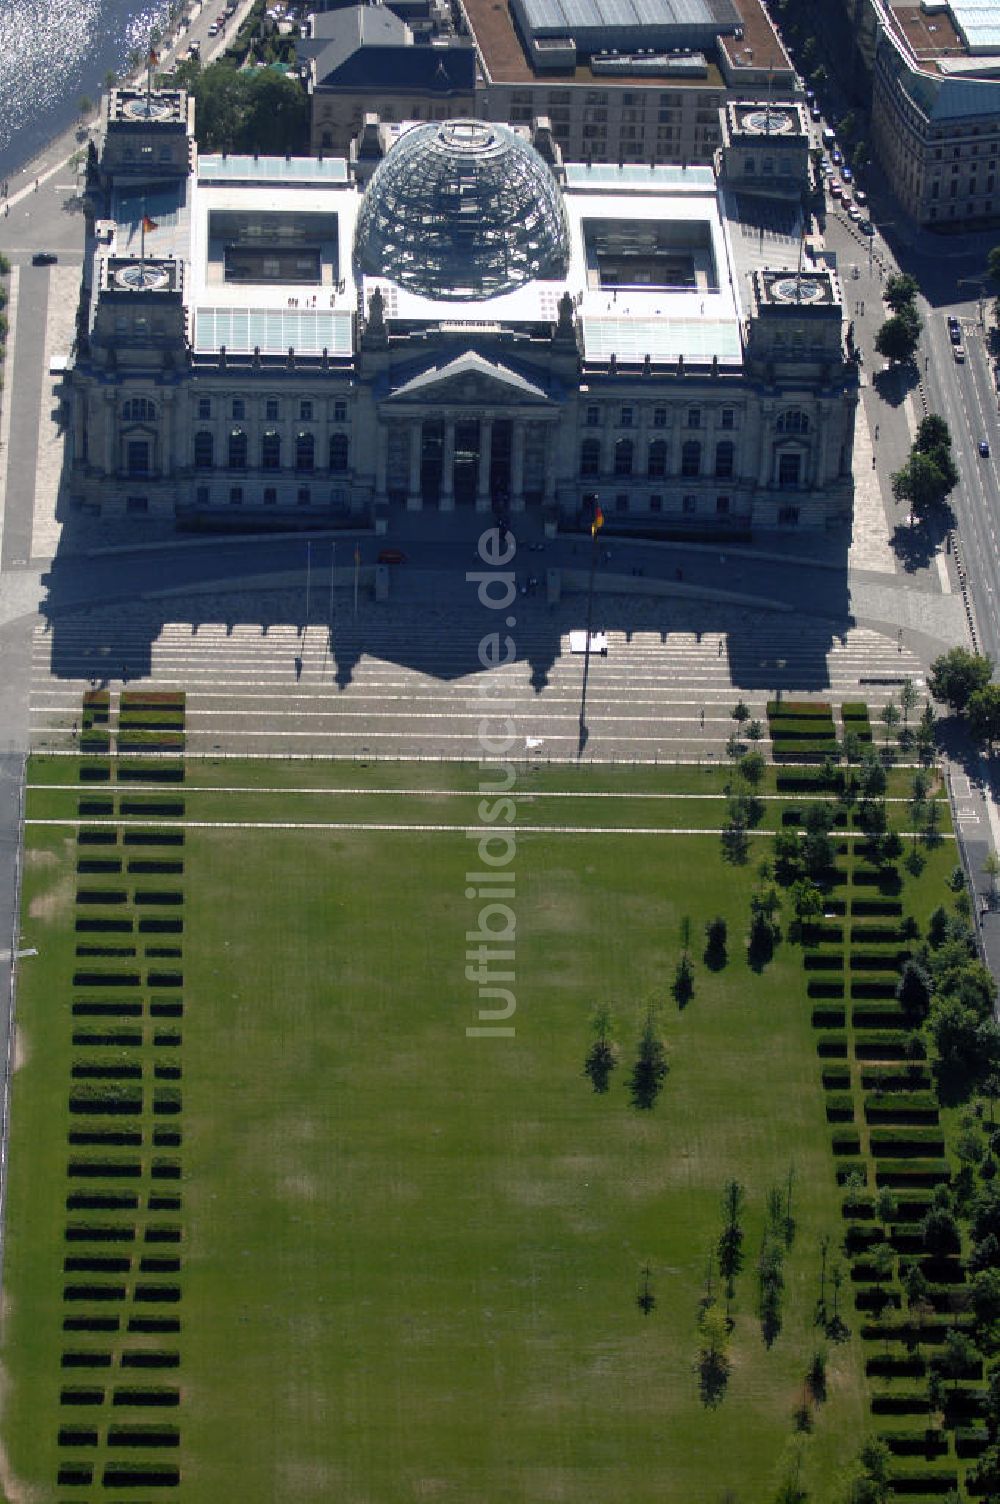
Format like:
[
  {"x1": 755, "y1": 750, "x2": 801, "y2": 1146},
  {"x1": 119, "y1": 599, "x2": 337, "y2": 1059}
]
[
  {"x1": 629, "y1": 1006, "x2": 669, "y2": 1109},
  {"x1": 896, "y1": 959, "x2": 933, "y2": 1026},
  {"x1": 583, "y1": 1002, "x2": 619, "y2": 1093},
  {"x1": 929, "y1": 647, "x2": 995, "y2": 713},
  {"x1": 697, "y1": 1302, "x2": 732, "y2": 1407},
  {"x1": 789, "y1": 877, "x2": 824, "y2": 929},
  {"x1": 900, "y1": 677, "x2": 919, "y2": 730},
  {"x1": 935, "y1": 1326, "x2": 981, "y2": 1391},
  {"x1": 879, "y1": 701, "x2": 901, "y2": 745},
  {"x1": 704, "y1": 915, "x2": 728, "y2": 969},
  {"x1": 985, "y1": 851, "x2": 1000, "y2": 909},
  {"x1": 672, "y1": 952, "x2": 695, "y2": 1008},
  {"x1": 731, "y1": 698, "x2": 750, "y2": 727}
]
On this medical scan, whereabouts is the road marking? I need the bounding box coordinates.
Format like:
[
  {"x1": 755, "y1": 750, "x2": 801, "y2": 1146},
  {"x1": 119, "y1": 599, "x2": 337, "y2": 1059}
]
[{"x1": 25, "y1": 818, "x2": 957, "y2": 838}]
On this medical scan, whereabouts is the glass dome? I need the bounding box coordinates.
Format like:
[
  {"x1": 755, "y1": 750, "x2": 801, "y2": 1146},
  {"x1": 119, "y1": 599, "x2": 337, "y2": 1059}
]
[{"x1": 354, "y1": 119, "x2": 570, "y2": 301}]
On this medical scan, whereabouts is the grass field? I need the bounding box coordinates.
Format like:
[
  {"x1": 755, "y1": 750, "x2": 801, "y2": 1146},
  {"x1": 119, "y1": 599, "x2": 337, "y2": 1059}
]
[{"x1": 0, "y1": 757, "x2": 959, "y2": 1503}]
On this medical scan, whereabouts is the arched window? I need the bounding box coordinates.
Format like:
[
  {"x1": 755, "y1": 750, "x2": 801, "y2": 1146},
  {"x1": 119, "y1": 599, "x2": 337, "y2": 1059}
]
[
  {"x1": 647, "y1": 439, "x2": 667, "y2": 478},
  {"x1": 228, "y1": 428, "x2": 247, "y2": 470},
  {"x1": 261, "y1": 431, "x2": 281, "y2": 470},
  {"x1": 614, "y1": 438, "x2": 633, "y2": 477},
  {"x1": 122, "y1": 397, "x2": 156, "y2": 422},
  {"x1": 194, "y1": 431, "x2": 214, "y2": 469},
  {"x1": 777, "y1": 408, "x2": 809, "y2": 434},
  {"x1": 580, "y1": 438, "x2": 600, "y2": 477},
  {"x1": 329, "y1": 432, "x2": 348, "y2": 472},
  {"x1": 714, "y1": 440, "x2": 734, "y2": 479},
  {"x1": 296, "y1": 432, "x2": 315, "y2": 472},
  {"x1": 681, "y1": 440, "x2": 701, "y2": 477}
]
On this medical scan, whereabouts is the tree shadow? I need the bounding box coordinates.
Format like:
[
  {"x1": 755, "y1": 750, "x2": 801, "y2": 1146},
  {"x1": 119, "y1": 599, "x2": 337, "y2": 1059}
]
[
  {"x1": 889, "y1": 513, "x2": 952, "y2": 573},
  {"x1": 698, "y1": 1351, "x2": 730, "y2": 1409}
]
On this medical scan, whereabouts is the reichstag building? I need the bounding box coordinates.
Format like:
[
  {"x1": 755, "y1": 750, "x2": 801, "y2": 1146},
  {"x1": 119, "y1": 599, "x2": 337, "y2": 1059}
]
[{"x1": 68, "y1": 92, "x2": 859, "y2": 534}]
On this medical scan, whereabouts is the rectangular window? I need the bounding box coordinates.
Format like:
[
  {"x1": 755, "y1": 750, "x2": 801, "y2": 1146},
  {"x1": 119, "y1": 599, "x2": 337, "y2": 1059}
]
[
  {"x1": 126, "y1": 440, "x2": 149, "y2": 476},
  {"x1": 687, "y1": 408, "x2": 701, "y2": 429},
  {"x1": 333, "y1": 399, "x2": 347, "y2": 422},
  {"x1": 263, "y1": 487, "x2": 277, "y2": 505},
  {"x1": 778, "y1": 505, "x2": 800, "y2": 525},
  {"x1": 615, "y1": 493, "x2": 628, "y2": 512},
  {"x1": 586, "y1": 405, "x2": 600, "y2": 427},
  {"x1": 620, "y1": 406, "x2": 633, "y2": 428},
  {"x1": 229, "y1": 486, "x2": 243, "y2": 505},
  {"x1": 297, "y1": 487, "x2": 310, "y2": 505},
  {"x1": 299, "y1": 401, "x2": 313, "y2": 421},
  {"x1": 716, "y1": 495, "x2": 730, "y2": 515},
  {"x1": 721, "y1": 408, "x2": 734, "y2": 429},
  {"x1": 197, "y1": 398, "x2": 211, "y2": 420},
  {"x1": 265, "y1": 399, "x2": 279, "y2": 421},
  {"x1": 232, "y1": 398, "x2": 245, "y2": 421},
  {"x1": 195, "y1": 485, "x2": 209, "y2": 507},
  {"x1": 682, "y1": 495, "x2": 696, "y2": 515},
  {"x1": 126, "y1": 495, "x2": 148, "y2": 515},
  {"x1": 649, "y1": 495, "x2": 662, "y2": 512},
  {"x1": 653, "y1": 407, "x2": 667, "y2": 427}
]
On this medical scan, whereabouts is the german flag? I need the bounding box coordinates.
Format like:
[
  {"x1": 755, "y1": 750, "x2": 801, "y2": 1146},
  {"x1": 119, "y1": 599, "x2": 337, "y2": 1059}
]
[
  {"x1": 141, "y1": 215, "x2": 158, "y2": 233},
  {"x1": 148, "y1": 46, "x2": 159, "y2": 65},
  {"x1": 591, "y1": 504, "x2": 604, "y2": 537}
]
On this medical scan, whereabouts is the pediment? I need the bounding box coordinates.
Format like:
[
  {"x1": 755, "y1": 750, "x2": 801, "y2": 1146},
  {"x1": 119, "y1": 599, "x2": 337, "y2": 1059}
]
[{"x1": 386, "y1": 351, "x2": 551, "y2": 406}]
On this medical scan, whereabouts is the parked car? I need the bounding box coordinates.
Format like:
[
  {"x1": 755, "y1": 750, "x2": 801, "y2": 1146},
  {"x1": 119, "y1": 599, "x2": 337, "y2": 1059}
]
[
  {"x1": 841, "y1": 192, "x2": 853, "y2": 208},
  {"x1": 810, "y1": 105, "x2": 822, "y2": 122},
  {"x1": 954, "y1": 344, "x2": 966, "y2": 363},
  {"x1": 980, "y1": 439, "x2": 991, "y2": 457},
  {"x1": 854, "y1": 189, "x2": 867, "y2": 205},
  {"x1": 829, "y1": 180, "x2": 842, "y2": 198},
  {"x1": 949, "y1": 322, "x2": 962, "y2": 345},
  {"x1": 842, "y1": 165, "x2": 853, "y2": 183},
  {"x1": 847, "y1": 204, "x2": 862, "y2": 221},
  {"x1": 31, "y1": 251, "x2": 57, "y2": 265},
  {"x1": 859, "y1": 220, "x2": 875, "y2": 236},
  {"x1": 831, "y1": 147, "x2": 843, "y2": 164},
  {"x1": 207, "y1": 22, "x2": 219, "y2": 33}
]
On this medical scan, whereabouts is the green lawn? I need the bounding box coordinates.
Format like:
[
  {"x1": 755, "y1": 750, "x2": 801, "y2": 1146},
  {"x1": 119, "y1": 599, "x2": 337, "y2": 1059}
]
[{"x1": 2, "y1": 758, "x2": 957, "y2": 1503}]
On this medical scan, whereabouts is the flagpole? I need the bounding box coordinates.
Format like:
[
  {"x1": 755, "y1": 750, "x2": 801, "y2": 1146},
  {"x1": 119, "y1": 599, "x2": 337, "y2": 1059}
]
[{"x1": 578, "y1": 504, "x2": 602, "y2": 755}]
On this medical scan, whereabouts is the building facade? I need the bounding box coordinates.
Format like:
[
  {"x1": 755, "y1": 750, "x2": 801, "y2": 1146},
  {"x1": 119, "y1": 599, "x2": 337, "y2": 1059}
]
[{"x1": 67, "y1": 92, "x2": 857, "y2": 535}]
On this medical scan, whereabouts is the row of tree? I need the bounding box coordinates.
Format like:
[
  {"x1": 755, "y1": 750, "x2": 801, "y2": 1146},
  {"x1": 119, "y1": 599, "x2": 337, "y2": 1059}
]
[
  {"x1": 928, "y1": 645, "x2": 1000, "y2": 752},
  {"x1": 891, "y1": 413, "x2": 959, "y2": 521},
  {"x1": 875, "y1": 273, "x2": 923, "y2": 367}
]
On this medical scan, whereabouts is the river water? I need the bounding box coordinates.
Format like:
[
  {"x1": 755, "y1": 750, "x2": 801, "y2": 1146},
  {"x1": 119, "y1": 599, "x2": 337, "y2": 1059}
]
[{"x1": 0, "y1": 0, "x2": 171, "y2": 181}]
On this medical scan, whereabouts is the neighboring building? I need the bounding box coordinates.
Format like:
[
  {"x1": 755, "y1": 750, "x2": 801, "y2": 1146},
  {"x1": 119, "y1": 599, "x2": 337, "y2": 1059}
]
[
  {"x1": 299, "y1": 5, "x2": 476, "y2": 154},
  {"x1": 857, "y1": 0, "x2": 1000, "y2": 225},
  {"x1": 68, "y1": 90, "x2": 858, "y2": 535},
  {"x1": 464, "y1": 0, "x2": 797, "y2": 167}
]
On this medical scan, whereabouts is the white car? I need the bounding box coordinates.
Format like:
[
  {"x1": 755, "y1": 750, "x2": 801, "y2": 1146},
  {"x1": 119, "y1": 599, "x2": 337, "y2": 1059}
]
[{"x1": 847, "y1": 204, "x2": 862, "y2": 221}]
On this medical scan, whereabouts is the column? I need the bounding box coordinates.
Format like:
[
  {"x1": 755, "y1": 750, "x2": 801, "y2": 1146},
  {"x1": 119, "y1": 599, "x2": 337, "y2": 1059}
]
[
  {"x1": 406, "y1": 419, "x2": 422, "y2": 511},
  {"x1": 475, "y1": 417, "x2": 492, "y2": 512},
  {"x1": 757, "y1": 403, "x2": 773, "y2": 486},
  {"x1": 374, "y1": 419, "x2": 388, "y2": 500},
  {"x1": 104, "y1": 391, "x2": 116, "y2": 476},
  {"x1": 510, "y1": 419, "x2": 526, "y2": 511},
  {"x1": 440, "y1": 418, "x2": 455, "y2": 511},
  {"x1": 161, "y1": 393, "x2": 173, "y2": 478},
  {"x1": 542, "y1": 423, "x2": 556, "y2": 504}
]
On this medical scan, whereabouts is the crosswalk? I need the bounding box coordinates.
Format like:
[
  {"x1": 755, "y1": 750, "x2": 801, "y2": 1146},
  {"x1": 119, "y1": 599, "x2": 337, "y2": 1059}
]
[{"x1": 27, "y1": 592, "x2": 929, "y2": 761}]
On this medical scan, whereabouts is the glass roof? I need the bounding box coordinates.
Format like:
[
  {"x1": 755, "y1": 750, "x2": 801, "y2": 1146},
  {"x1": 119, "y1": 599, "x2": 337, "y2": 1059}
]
[
  {"x1": 194, "y1": 307, "x2": 353, "y2": 354},
  {"x1": 354, "y1": 120, "x2": 570, "y2": 302},
  {"x1": 581, "y1": 315, "x2": 741, "y2": 361},
  {"x1": 199, "y1": 156, "x2": 349, "y2": 183},
  {"x1": 565, "y1": 162, "x2": 715, "y2": 190}
]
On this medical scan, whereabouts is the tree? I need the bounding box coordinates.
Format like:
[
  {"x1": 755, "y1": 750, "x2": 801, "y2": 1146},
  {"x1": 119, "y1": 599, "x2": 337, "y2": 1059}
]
[
  {"x1": 77, "y1": 94, "x2": 93, "y2": 120},
  {"x1": 929, "y1": 647, "x2": 994, "y2": 713},
  {"x1": 985, "y1": 851, "x2": 1000, "y2": 908},
  {"x1": 988, "y1": 243, "x2": 1000, "y2": 290},
  {"x1": 790, "y1": 877, "x2": 824, "y2": 927},
  {"x1": 891, "y1": 451, "x2": 952, "y2": 517},
  {"x1": 191, "y1": 62, "x2": 308, "y2": 155},
  {"x1": 879, "y1": 701, "x2": 901, "y2": 745},
  {"x1": 934, "y1": 1326, "x2": 981, "y2": 1391},
  {"x1": 859, "y1": 750, "x2": 887, "y2": 800},
  {"x1": 897, "y1": 959, "x2": 933, "y2": 1026},
  {"x1": 583, "y1": 1003, "x2": 618, "y2": 1093},
  {"x1": 971, "y1": 1267, "x2": 1000, "y2": 1336},
  {"x1": 900, "y1": 677, "x2": 919, "y2": 730},
  {"x1": 852, "y1": 140, "x2": 870, "y2": 172},
  {"x1": 876, "y1": 314, "x2": 920, "y2": 365},
  {"x1": 915, "y1": 413, "x2": 952, "y2": 454},
  {"x1": 885, "y1": 273, "x2": 919, "y2": 311},
  {"x1": 630, "y1": 1006, "x2": 669, "y2": 1109},
  {"x1": 968, "y1": 684, "x2": 1000, "y2": 753},
  {"x1": 731, "y1": 698, "x2": 750, "y2": 727},
  {"x1": 921, "y1": 1201, "x2": 962, "y2": 1256},
  {"x1": 672, "y1": 952, "x2": 694, "y2": 1008},
  {"x1": 697, "y1": 1302, "x2": 731, "y2": 1407},
  {"x1": 704, "y1": 915, "x2": 727, "y2": 969}
]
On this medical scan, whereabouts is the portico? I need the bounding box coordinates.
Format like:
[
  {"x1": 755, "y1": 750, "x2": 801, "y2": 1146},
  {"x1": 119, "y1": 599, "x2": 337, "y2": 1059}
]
[{"x1": 375, "y1": 350, "x2": 560, "y2": 513}]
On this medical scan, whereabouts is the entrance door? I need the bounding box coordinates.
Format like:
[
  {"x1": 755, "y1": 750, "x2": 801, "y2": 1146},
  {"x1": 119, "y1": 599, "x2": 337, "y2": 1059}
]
[
  {"x1": 490, "y1": 418, "x2": 512, "y2": 509},
  {"x1": 420, "y1": 419, "x2": 443, "y2": 504}
]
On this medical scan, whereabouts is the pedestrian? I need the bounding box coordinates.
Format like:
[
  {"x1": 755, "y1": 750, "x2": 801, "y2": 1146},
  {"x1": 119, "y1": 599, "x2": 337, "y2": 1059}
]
[
  {"x1": 699, "y1": 708, "x2": 705, "y2": 729},
  {"x1": 34, "y1": 177, "x2": 38, "y2": 191},
  {"x1": 874, "y1": 423, "x2": 879, "y2": 440},
  {"x1": 872, "y1": 455, "x2": 876, "y2": 469},
  {"x1": 717, "y1": 639, "x2": 724, "y2": 657},
  {"x1": 861, "y1": 301, "x2": 865, "y2": 316}
]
